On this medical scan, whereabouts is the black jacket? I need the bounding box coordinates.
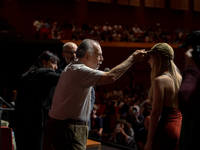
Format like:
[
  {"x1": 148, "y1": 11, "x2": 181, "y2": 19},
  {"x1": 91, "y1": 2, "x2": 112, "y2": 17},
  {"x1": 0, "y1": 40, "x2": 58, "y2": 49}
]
[{"x1": 10, "y1": 68, "x2": 60, "y2": 130}]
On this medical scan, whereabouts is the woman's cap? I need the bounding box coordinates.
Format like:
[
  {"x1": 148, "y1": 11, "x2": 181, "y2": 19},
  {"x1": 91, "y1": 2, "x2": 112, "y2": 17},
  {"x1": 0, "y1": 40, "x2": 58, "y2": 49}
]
[{"x1": 147, "y1": 43, "x2": 174, "y2": 60}]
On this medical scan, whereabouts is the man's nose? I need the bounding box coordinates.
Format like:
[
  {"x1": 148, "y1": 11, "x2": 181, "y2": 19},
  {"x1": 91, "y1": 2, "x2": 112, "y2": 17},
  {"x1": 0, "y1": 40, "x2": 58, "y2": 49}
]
[{"x1": 101, "y1": 55, "x2": 104, "y2": 61}]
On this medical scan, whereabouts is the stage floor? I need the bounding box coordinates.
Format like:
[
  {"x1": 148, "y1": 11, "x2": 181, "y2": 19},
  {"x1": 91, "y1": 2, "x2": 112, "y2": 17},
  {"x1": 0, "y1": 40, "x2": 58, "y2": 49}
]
[{"x1": 87, "y1": 144, "x2": 122, "y2": 150}]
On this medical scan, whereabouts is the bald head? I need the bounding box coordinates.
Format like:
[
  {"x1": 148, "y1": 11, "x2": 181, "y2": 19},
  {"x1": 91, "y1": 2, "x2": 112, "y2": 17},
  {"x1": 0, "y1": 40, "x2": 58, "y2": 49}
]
[{"x1": 62, "y1": 42, "x2": 77, "y2": 64}]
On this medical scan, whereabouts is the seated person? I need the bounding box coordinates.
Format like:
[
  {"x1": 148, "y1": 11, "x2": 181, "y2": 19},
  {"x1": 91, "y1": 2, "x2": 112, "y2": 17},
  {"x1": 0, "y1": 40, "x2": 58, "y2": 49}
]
[
  {"x1": 89, "y1": 104, "x2": 103, "y2": 140},
  {"x1": 109, "y1": 119, "x2": 136, "y2": 148}
]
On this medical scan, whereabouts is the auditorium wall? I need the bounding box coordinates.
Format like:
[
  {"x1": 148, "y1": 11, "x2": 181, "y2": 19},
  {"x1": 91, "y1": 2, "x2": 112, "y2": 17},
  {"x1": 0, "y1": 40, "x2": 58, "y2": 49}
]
[{"x1": 1, "y1": 0, "x2": 200, "y2": 38}]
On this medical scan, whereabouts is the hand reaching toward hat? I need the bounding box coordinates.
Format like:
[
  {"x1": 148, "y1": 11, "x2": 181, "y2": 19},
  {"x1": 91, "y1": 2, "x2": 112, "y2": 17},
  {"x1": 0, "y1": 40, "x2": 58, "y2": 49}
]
[
  {"x1": 132, "y1": 49, "x2": 147, "y2": 63},
  {"x1": 185, "y1": 49, "x2": 198, "y2": 67}
]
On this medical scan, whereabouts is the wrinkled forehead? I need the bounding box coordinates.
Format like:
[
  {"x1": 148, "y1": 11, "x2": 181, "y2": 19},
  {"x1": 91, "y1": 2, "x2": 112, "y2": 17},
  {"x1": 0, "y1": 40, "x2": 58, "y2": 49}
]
[{"x1": 93, "y1": 42, "x2": 102, "y2": 54}]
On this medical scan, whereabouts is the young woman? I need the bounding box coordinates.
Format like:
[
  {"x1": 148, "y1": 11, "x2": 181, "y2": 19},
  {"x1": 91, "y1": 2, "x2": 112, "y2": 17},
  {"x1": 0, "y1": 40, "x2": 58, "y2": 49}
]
[
  {"x1": 144, "y1": 43, "x2": 182, "y2": 150},
  {"x1": 9, "y1": 51, "x2": 60, "y2": 150}
]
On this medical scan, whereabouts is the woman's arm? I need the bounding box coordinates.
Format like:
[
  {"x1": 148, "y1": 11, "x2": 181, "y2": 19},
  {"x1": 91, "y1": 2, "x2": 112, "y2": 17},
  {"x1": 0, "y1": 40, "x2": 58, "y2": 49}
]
[{"x1": 145, "y1": 77, "x2": 164, "y2": 150}]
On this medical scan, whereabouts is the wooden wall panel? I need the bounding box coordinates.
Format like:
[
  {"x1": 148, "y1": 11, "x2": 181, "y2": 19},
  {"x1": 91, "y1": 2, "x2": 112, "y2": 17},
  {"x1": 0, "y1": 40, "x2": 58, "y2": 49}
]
[
  {"x1": 118, "y1": 0, "x2": 129, "y2": 5},
  {"x1": 155, "y1": 0, "x2": 165, "y2": 8},
  {"x1": 170, "y1": 0, "x2": 189, "y2": 10},
  {"x1": 180, "y1": 0, "x2": 189, "y2": 10},
  {"x1": 88, "y1": 0, "x2": 99, "y2": 2},
  {"x1": 145, "y1": 0, "x2": 165, "y2": 8},
  {"x1": 170, "y1": 0, "x2": 180, "y2": 10},
  {"x1": 100, "y1": 0, "x2": 111, "y2": 3},
  {"x1": 194, "y1": 0, "x2": 200, "y2": 11},
  {"x1": 88, "y1": 0, "x2": 111, "y2": 3},
  {"x1": 145, "y1": 0, "x2": 154, "y2": 7},
  {"x1": 130, "y1": 0, "x2": 140, "y2": 6}
]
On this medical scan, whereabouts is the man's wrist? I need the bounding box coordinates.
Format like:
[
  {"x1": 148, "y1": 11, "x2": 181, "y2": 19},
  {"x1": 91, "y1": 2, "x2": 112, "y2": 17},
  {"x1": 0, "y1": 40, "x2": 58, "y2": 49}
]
[{"x1": 129, "y1": 55, "x2": 135, "y2": 64}]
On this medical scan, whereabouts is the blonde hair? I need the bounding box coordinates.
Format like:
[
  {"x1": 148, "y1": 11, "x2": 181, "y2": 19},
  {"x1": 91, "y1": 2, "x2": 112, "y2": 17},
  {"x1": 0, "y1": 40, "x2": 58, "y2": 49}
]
[{"x1": 148, "y1": 52, "x2": 182, "y2": 106}]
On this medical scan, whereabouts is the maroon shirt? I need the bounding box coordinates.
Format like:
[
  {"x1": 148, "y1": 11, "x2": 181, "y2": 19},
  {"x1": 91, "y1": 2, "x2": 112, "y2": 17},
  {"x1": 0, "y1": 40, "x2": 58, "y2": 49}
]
[{"x1": 178, "y1": 66, "x2": 200, "y2": 119}]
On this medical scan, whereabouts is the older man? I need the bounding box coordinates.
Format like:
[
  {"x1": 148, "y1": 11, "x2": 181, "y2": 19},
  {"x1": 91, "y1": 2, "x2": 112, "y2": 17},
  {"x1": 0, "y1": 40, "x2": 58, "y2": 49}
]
[
  {"x1": 46, "y1": 39, "x2": 146, "y2": 150},
  {"x1": 56, "y1": 41, "x2": 96, "y2": 130},
  {"x1": 56, "y1": 42, "x2": 77, "y2": 74}
]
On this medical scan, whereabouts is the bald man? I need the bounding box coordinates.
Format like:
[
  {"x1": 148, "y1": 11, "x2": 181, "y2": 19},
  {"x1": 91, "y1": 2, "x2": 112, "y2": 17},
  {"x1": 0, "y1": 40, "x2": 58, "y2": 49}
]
[{"x1": 56, "y1": 42, "x2": 77, "y2": 74}]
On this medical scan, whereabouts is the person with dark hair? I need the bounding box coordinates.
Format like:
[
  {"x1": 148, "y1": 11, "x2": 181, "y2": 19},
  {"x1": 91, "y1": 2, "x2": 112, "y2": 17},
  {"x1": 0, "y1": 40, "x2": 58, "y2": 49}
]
[
  {"x1": 178, "y1": 30, "x2": 200, "y2": 150},
  {"x1": 9, "y1": 51, "x2": 60, "y2": 150},
  {"x1": 109, "y1": 119, "x2": 136, "y2": 148},
  {"x1": 89, "y1": 104, "x2": 103, "y2": 140},
  {"x1": 144, "y1": 43, "x2": 182, "y2": 150},
  {"x1": 125, "y1": 104, "x2": 146, "y2": 150},
  {"x1": 46, "y1": 39, "x2": 146, "y2": 150}
]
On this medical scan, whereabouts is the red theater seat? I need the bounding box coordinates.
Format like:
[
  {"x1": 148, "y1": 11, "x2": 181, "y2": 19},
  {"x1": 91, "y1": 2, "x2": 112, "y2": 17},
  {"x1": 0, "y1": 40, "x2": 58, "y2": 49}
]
[{"x1": 1, "y1": 126, "x2": 13, "y2": 150}]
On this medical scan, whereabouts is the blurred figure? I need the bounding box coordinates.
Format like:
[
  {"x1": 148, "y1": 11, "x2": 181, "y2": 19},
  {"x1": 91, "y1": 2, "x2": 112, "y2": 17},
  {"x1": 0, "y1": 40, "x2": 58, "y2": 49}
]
[
  {"x1": 109, "y1": 119, "x2": 136, "y2": 148},
  {"x1": 125, "y1": 105, "x2": 146, "y2": 150},
  {"x1": 33, "y1": 16, "x2": 42, "y2": 38},
  {"x1": 145, "y1": 43, "x2": 182, "y2": 150},
  {"x1": 141, "y1": 100, "x2": 151, "y2": 119},
  {"x1": 51, "y1": 22, "x2": 61, "y2": 39},
  {"x1": 113, "y1": 85, "x2": 123, "y2": 99},
  {"x1": 101, "y1": 99, "x2": 115, "y2": 133},
  {"x1": 89, "y1": 104, "x2": 103, "y2": 140},
  {"x1": 178, "y1": 30, "x2": 200, "y2": 150},
  {"x1": 9, "y1": 51, "x2": 60, "y2": 150}
]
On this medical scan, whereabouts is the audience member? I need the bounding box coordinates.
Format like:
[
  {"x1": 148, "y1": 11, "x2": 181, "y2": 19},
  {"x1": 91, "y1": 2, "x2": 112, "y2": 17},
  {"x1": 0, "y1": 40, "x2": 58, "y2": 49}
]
[
  {"x1": 125, "y1": 104, "x2": 146, "y2": 150},
  {"x1": 140, "y1": 100, "x2": 151, "y2": 119},
  {"x1": 113, "y1": 85, "x2": 123, "y2": 99},
  {"x1": 144, "y1": 43, "x2": 182, "y2": 150},
  {"x1": 89, "y1": 104, "x2": 103, "y2": 140},
  {"x1": 51, "y1": 21, "x2": 61, "y2": 39},
  {"x1": 33, "y1": 16, "x2": 43, "y2": 38},
  {"x1": 102, "y1": 87, "x2": 113, "y2": 103},
  {"x1": 123, "y1": 84, "x2": 132, "y2": 98},
  {"x1": 9, "y1": 51, "x2": 60, "y2": 150},
  {"x1": 46, "y1": 39, "x2": 146, "y2": 150},
  {"x1": 101, "y1": 99, "x2": 116, "y2": 133},
  {"x1": 109, "y1": 119, "x2": 136, "y2": 148}
]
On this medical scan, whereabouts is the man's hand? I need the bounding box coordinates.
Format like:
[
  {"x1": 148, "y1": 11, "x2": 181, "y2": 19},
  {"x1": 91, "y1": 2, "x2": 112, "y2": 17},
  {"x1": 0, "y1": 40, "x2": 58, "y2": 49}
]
[
  {"x1": 185, "y1": 49, "x2": 197, "y2": 67},
  {"x1": 132, "y1": 49, "x2": 147, "y2": 63}
]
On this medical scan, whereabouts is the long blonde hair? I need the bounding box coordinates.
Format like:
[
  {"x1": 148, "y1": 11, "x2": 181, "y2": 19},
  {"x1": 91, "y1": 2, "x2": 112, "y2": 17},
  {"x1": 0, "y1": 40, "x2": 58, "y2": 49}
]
[{"x1": 148, "y1": 52, "x2": 182, "y2": 105}]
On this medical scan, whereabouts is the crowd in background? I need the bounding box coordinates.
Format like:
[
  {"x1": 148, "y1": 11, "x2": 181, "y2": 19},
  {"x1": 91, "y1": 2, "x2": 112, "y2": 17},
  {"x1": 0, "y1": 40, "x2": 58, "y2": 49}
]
[
  {"x1": 1, "y1": 82, "x2": 150, "y2": 149},
  {"x1": 33, "y1": 16, "x2": 197, "y2": 44}
]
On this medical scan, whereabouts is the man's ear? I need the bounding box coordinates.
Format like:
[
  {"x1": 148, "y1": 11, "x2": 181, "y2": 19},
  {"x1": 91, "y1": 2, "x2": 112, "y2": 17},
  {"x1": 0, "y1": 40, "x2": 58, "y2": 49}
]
[
  {"x1": 85, "y1": 53, "x2": 89, "y2": 60},
  {"x1": 42, "y1": 60, "x2": 46, "y2": 67}
]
